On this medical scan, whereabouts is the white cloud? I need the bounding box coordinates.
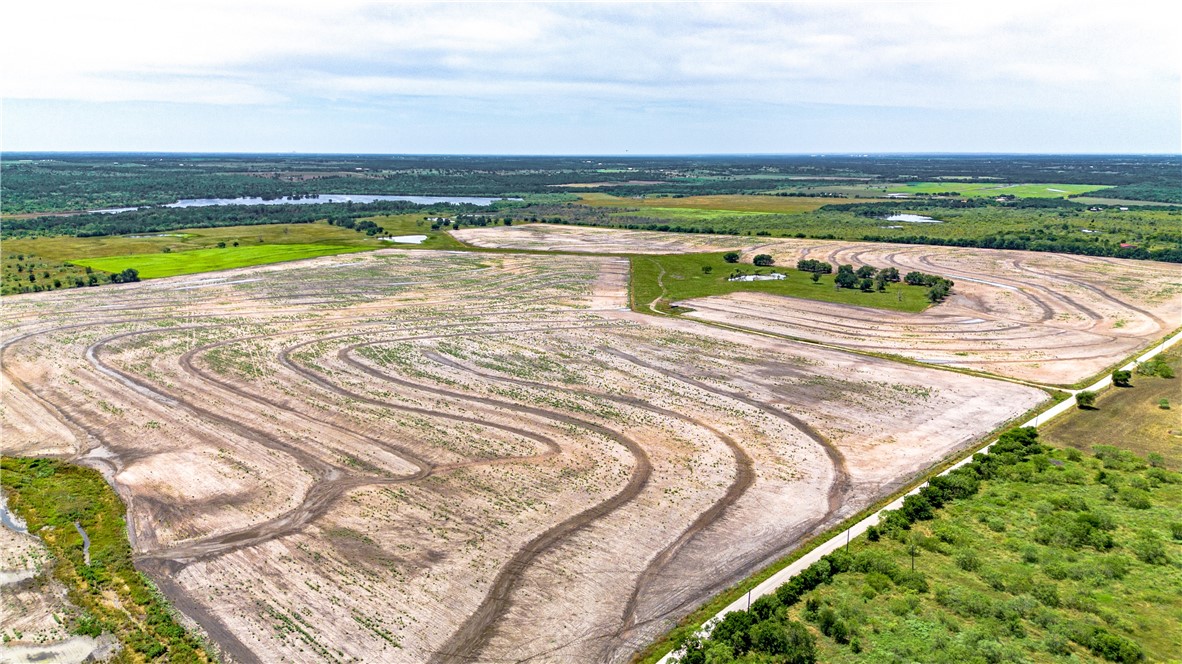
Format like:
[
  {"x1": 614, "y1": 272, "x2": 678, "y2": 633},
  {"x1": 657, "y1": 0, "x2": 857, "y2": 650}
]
[{"x1": 2, "y1": 0, "x2": 1178, "y2": 151}]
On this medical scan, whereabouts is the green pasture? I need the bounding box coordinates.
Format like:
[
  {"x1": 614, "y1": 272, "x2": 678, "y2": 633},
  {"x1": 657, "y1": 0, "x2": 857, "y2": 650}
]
[
  {"x1": 630, "y1": 252, "x2": 932, "y2": 315},
  {"x1": 68, "y1": 243, "x2": 374, "y2": 279}
]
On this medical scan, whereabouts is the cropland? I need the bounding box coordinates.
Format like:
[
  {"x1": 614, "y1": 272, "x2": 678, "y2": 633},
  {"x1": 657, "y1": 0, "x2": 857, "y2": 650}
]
[
  {"x1": 457, "y1": 225, "x2": 1182, "y2": 386},
  {"x1": 2, "y1": 245, "x2": 1048, "y2": 662}
]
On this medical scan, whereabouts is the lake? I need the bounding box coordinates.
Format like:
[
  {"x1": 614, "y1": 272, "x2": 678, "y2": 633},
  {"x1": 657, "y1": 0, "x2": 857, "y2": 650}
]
[{"x1": 164, "y1": 194, "x2": 513, "y2": 208}]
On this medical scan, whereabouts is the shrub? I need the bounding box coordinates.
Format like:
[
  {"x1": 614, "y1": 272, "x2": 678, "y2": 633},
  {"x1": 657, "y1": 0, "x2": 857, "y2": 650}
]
[
  {"x1": 752, "y1": 254, "x2": 775, "y2": 267},
  {"x1": 955, "y1": 549, "x2": 981, "y2": 572},
  {"x1": 1076, "y1": 390, "x2": 1097, "y2": 408},
  {"x1": 1131, "y1": 531, "x2": 1169, "y2": 565},
  {"x1": 1072, "y1": 625, "x2": 1145, "y2": 663},
  {"x1": 1121, "y1": 489, "x2": 1151, "y2": 510},
  {"x1": 722, "y1": 252, "x2": 740, "y2": 263},
  {"x1": 1032, "y1": 582, "x2": 1061, "y2": 607},
  {"x1": 1111, "y1": 369, "x2": 1132, "y2": 387}
]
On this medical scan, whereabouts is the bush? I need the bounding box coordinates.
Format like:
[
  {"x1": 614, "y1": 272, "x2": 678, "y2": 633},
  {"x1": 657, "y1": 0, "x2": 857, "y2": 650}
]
[
  {"x1": 1073, "y1": 625, "x2": 1145, "y2": 663},
  {"x1": 1076, "y1": 390, "x2": 1097, "y2": 408},
  {"x1": 753, "y1": 254, "x2": 775, "y2": 266},
  {"x1": 722, "y1": 252, "x2": 740, "y2": 263},
  {"x1": 1112, "y1": 369, "x2": 1132, "y2": 387},
  {"x1": 955, "y1": 549, "x2": 981, "y2": 572},
  {"x1": 1131, "y1": 531, "x2": 1169, "y2": 565}
]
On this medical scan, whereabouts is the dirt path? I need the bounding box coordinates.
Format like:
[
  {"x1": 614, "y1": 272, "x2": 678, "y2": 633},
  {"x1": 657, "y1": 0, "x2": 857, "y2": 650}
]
[{"x1": 420, "y1": 350, "x2": 757, "y2": 648}]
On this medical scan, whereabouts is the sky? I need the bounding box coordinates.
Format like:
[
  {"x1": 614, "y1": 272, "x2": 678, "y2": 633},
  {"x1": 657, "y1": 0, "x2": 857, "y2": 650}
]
[{"x1": 3, "y1": 1, "x2": 1179, "y2": 154}]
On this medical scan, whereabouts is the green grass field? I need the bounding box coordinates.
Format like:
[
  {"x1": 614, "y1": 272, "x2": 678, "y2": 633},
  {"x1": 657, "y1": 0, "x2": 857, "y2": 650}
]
[
  {"x1": 68, "y1": 243, "x2": 375, "y2": 279},
  {"x1": 2, "y1": 216, "x2": 466, "y2": 288},
  {"x1": 630, "y1": 253, "x2": 932, "y2": 315},
  {"x1": 2, "y1": 458, "x2": 213, "y2": 662}
]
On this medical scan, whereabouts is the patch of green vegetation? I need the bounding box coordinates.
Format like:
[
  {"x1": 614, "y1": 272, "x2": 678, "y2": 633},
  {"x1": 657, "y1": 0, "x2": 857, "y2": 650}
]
[
  {"x1": 671, "y1": 427, "x2": 1181, "y2": 664},
  {"x1": 1, "y1": 251, "x2": 101, "y2": 295},
  {"x1": 671, "y1": 425, "x2": 1177, "y2": 656},
  {"x1": 877, "y1": 182, "x2": 1111, "y2": 199},
  {"x1": 1, "y1": 457, "x2": 212, "y2": 662},
  {"x1": 1043, "y1": 353, "x2": 1181, "y2": 467},
  {"x1": 68, "y1": 243, "x2": 375, "y2": 279},
  {"x1": 629, "y1": 253, "x2": 931, "y2": 315}
]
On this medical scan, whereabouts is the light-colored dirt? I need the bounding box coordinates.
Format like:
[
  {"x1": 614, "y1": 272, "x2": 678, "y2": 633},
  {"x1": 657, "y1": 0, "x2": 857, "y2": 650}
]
[
  {"x1": 455, "y1": 225, "x2": 1182, "y2": 385},
  {"x1": 452, "y1": 223, "x2": 760, "y2": 254},
  {"x1": 2, "y1": 247, "x2": 1043, "y2": 662}
]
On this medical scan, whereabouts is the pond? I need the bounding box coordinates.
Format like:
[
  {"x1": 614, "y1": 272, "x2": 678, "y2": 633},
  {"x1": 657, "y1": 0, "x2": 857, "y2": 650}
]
[
  {"x1": 164, "y1": 194, "x2": 514, "y2": 208},
  {"x1": 884, "y1": 213, "x2": 943, "y2": 223}
]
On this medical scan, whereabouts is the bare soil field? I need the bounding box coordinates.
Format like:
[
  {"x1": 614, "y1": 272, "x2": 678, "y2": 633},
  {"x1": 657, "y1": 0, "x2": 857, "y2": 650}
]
[
  {"x1": 2, "y1": 248, "x2": 1042, "y2": 662},
  {"x1": 452, "y1": 222, "x2": 759, "y2": 254},
  {"x1": 454, "y1": 225, "x2": 1182, "y2": 385}
]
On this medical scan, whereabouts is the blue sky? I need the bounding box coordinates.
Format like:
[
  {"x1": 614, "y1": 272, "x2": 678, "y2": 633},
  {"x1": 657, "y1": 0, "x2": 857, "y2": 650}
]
[{"x1": 3, "y1": 1, "x2": 1179, "y2": 154}]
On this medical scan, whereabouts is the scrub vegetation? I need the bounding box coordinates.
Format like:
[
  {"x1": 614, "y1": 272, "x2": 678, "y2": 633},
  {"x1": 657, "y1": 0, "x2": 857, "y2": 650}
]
[
  {"x1": 671, "y1": 426, "x2": 1182, "y2": 664},
  {"x1": 1, "y1": 458, "x2": 213, "y2": 662}
]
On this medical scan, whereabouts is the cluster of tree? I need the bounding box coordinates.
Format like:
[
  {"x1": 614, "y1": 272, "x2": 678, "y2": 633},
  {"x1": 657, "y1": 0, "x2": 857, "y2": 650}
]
[
  {"x1": 328, "y1": 217, "x2": 383, "y2": 235},
  {"x1": 109, "y1": 268, "x2": 140, "y2": 283},
  {"x1": 830, "y1": 264, "x2": 902, "y2": 292},
  {"x1": 901, "y1": 271, "x2": 954, "y2": 302},
  {"x1": 795, "y1": 259, "x2": 833, "y2": 274},
  {"x1": 2, "y1": 200, "x2": 513, "y2": 240}
]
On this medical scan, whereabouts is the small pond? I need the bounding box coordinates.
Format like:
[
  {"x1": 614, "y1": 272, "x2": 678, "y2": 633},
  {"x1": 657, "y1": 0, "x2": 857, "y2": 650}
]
[{"x1": 884, "y1": 213, "x2": 942, "y2": 223}]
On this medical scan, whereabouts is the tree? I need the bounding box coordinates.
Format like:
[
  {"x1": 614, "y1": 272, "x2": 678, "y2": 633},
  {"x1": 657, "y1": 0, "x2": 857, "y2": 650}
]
[
  {"x1": 723, "y1": 252, "x2": 740, "y2": 263},
  {"x1": 834, "y1": 264, "x2": 858, "y2": 289},
  {"x1": 881, "y1": 267, "x2": 901, "y2": 282},
  {"x1": 753, "y1": 254, "x2": 775, "y2": 267},
  {"x1": 780, "y1": 621, "x2": 817, "y2": 664},
  {"x1": 810, "y1": 272, "x2": 821, "y2": 283},
  {"x1": 796, "y1": 259, "x2": 832, "y2": 274},
  {"x1": 927, "y1": 281, "x2": 950, "y2": 303},
  {"x1": 1076, "y1": 390, "x2": 1097, "y2": 409},
  {"x1": 1112, "y1": 369, "x2": 1132, "y2": 387},
  {"x1": 855, "y1": 265, "x2": 877, "y2": 279},
  {"x1": 859, "y1": 278, "x2": 874, "y2": 292}
]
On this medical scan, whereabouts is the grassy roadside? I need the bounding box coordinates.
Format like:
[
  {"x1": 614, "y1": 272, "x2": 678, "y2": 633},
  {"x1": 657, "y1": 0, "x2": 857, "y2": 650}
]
[
  {"x1": 1043, "y1": 352, "x2": 1180, "y2": 466},
  {"x1": 1, "y1": 458, "x2": 213, "y2": 662}
]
